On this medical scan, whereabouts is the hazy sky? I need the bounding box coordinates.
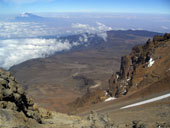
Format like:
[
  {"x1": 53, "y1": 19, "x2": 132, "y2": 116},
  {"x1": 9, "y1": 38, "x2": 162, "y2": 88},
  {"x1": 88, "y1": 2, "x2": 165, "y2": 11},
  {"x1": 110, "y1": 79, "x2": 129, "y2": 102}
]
[{"x1": 0, "y1": 0, "x2": 170, "y2": 14}]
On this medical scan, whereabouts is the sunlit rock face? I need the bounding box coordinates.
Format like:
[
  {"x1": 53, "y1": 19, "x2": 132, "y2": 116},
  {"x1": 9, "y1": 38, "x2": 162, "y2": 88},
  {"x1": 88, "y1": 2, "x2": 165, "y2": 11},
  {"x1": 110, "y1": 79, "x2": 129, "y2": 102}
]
[{"x1": 108, "y1": 33, "x2": 170, "y2": 97}]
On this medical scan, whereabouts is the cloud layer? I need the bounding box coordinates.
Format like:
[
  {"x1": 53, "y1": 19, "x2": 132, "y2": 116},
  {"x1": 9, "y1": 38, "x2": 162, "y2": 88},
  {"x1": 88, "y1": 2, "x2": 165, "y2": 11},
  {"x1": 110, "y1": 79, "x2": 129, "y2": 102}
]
[
  {"x1": 72, "y1": 22, "x2": 112, "y2": 41},
  {"x1": 72, "y1": 22, "x2": 112, "y2": 33},
  {"x1": 0, "y1": 22, "x2": 61, "y2": 39},
  {"x1": 0, "y1": 38, "x2": 77, "y2": 69},
  {"x1": 0, "y1": 21, "x2": 112, "y2": 41},
  {"x1": 0, "y1": 20, "x2": 112, "y2": 69}
]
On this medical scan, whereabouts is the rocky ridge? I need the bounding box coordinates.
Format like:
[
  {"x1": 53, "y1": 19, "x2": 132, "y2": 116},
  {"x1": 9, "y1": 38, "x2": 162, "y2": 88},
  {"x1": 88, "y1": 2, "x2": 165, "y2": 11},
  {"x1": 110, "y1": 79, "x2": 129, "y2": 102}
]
[{"x1": 108, "y1": 33, "x2": 170, "y2": 97}]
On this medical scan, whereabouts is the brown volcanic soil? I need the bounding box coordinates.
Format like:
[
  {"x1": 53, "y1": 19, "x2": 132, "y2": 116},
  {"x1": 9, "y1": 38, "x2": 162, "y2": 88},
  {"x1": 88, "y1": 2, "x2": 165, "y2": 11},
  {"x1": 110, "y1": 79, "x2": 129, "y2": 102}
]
[
  {"x1": 75, "y1": 92, "x2": 170, "y2": 127},
  {"x1": 10, "y1": 49, "x2": 122, "y2": 113},
  {"x1": 9, "y1": 31, "x2": 153, "y2": 113},
  {"x1": 26, "y1": 84, "x2": 81, "y2": 112}
]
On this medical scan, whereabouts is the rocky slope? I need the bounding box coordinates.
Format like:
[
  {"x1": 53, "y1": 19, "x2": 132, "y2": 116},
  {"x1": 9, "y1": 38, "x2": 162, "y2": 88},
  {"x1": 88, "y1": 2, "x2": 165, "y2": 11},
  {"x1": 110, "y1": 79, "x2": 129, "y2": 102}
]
[
  {"x1": 0, "y1": 68, "x2": 115, "y2": 128},
  {"x1": 108, "y1": 33, "x2": 170, "y2": 97}
]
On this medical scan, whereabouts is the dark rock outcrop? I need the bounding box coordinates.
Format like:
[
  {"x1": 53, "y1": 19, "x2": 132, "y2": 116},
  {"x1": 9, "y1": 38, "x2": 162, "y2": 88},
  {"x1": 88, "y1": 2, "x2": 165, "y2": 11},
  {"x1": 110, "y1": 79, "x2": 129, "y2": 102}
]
[
  {"x1": 0, "y1": 68, "x2": 51, "y2": 123},
  {"x1": 108, "y1": 33, "x2": 170, "y2": 97}
]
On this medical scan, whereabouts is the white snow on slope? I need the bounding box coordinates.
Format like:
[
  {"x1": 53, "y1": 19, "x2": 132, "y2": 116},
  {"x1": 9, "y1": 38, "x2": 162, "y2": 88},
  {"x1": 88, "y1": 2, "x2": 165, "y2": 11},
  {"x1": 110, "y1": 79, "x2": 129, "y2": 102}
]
[
  {"x1": 104, "y1": 97, "x2": 116, "y2": 102},
  {"x1": 148, "y1": 58, "x2": 155, "y2": 67},
  {"x1": 127, "y1": 78, "x2": 130, "y2": 81},
  {"x1": 90, "y1": 82, "x2": 101, "y2": 89},
  {"x1": 120, "y1": 93, "x2": 170, "y2": 109}
]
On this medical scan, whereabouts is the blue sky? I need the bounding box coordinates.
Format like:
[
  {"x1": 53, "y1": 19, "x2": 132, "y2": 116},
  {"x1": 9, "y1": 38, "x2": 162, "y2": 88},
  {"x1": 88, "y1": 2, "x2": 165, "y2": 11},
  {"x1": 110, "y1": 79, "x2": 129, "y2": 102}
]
[{"x1": 0, "y1": 0, "x2": 170, "y2": 14}]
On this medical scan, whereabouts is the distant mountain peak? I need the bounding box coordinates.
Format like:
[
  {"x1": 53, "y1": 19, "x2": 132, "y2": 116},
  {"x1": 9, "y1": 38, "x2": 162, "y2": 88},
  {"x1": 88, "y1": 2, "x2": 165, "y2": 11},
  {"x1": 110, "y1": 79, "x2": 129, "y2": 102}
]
[
  {"x1": 12, "y1": 12, "x2": 44, "y2": 22},
  {"x1": 20, "y1": 12, "x2": 33, "y2": 17}
]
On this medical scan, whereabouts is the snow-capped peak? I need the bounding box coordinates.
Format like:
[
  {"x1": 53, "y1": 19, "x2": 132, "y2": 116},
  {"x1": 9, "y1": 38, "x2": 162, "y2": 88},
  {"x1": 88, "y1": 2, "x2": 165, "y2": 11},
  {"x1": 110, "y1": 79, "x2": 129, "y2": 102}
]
[
  {"x1": 14, "y1": 12, "x2": 43, "y2": 22},
  {"x1": 21, "y1": 12, "x2": 32, "y2": 17}
]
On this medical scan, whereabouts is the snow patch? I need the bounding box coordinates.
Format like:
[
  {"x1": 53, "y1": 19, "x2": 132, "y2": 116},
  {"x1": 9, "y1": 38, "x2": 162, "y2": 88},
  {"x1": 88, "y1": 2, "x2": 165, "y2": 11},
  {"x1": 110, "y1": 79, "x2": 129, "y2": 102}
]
[
  {"x1": 120, "y1": 93, "x2": 170, "y2": 109},
  {"x1": 127, "y1": 78, "x2": 130, "y2": 81},
  {"x1": 122, "y1": 88, "x2": 127, "y2": 94},
  {"x1": 148, "y1": 58, "x2": 155, "y2": 67},
  {"x1": 105, "y1": 91, "x2": 109, "y2": 96},
  {"x1": 90, "y1": 83, "x2": 100, "y2": 89},
  {"x1": 21, "y1": 12, "x2": 30, "y2": 17},
  {"x1": 116, "y1": 75, "x2": 119, "y2": 79},
  {"x1": 104, "y1": 97, "x2": 116, "y2": 102},
  {"x1": 90, "y1": 81, "x2": 101, "y2": 89}
]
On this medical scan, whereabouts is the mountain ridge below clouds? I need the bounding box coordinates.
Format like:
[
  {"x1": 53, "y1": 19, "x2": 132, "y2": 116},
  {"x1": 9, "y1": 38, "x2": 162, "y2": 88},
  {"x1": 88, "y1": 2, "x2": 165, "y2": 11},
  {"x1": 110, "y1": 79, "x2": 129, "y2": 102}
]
[{"x1": 11, "y1": 12, "x2": 47, "y2": 22}]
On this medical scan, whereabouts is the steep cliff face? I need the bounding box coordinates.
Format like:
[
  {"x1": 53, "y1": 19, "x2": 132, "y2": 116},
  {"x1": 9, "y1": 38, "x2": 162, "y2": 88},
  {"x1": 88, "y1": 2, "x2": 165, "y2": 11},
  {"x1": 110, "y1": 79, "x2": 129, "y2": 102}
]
[{"x1": 108, "y1": 33, "x2": 170, "y2": 97}]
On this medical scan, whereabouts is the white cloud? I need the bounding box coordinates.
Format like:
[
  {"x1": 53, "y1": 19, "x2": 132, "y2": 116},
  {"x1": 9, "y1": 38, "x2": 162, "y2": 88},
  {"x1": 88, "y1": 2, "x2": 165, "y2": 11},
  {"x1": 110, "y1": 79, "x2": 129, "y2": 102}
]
[
  {"x1": 95, "y1": 22, "x2": 112, "y2": 41},
  {"x1": 97, "y1": 32, "x2": 108, "y2": 41},
  {"x1": 82, "y1": 34, "x2": 88, "y2": 42},
  {"x1": 72, "y1": 22, "x2": 112, "y2": 41},
  {"x1": 72, "y1": 22, "x2": 112, "y2": 33},
  {"x1": 72, "y1": 23, "x2": 96, "y2": 31},
  {"x1": 72, "y1": 41, "x2": 80, "y2": 46},
  {"x1": 0, "y1": 22, "x2": 65, "y2": 39},
  {"x1": 0, "y1": 38, "x2": 77, "y2": 69},
  {"x1": 0, "y1": 22, "x2": 49, "y2": 38},
  {"x1": 0, "y1": 21, "x2": 113, "y2": 41},
  {"x1": 161, "y1": 26, "x2": 169, "y2": 30},
  {"x1": 96, "y1": 22, "x2": 112, "y2": 31}
]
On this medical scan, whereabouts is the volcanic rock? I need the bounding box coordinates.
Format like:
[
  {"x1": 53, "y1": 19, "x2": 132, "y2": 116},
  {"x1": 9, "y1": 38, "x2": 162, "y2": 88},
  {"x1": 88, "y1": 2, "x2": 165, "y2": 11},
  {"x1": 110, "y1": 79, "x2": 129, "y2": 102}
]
[{"x1": 108, "y1": 33, "x2": 170, "y2": 97}]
